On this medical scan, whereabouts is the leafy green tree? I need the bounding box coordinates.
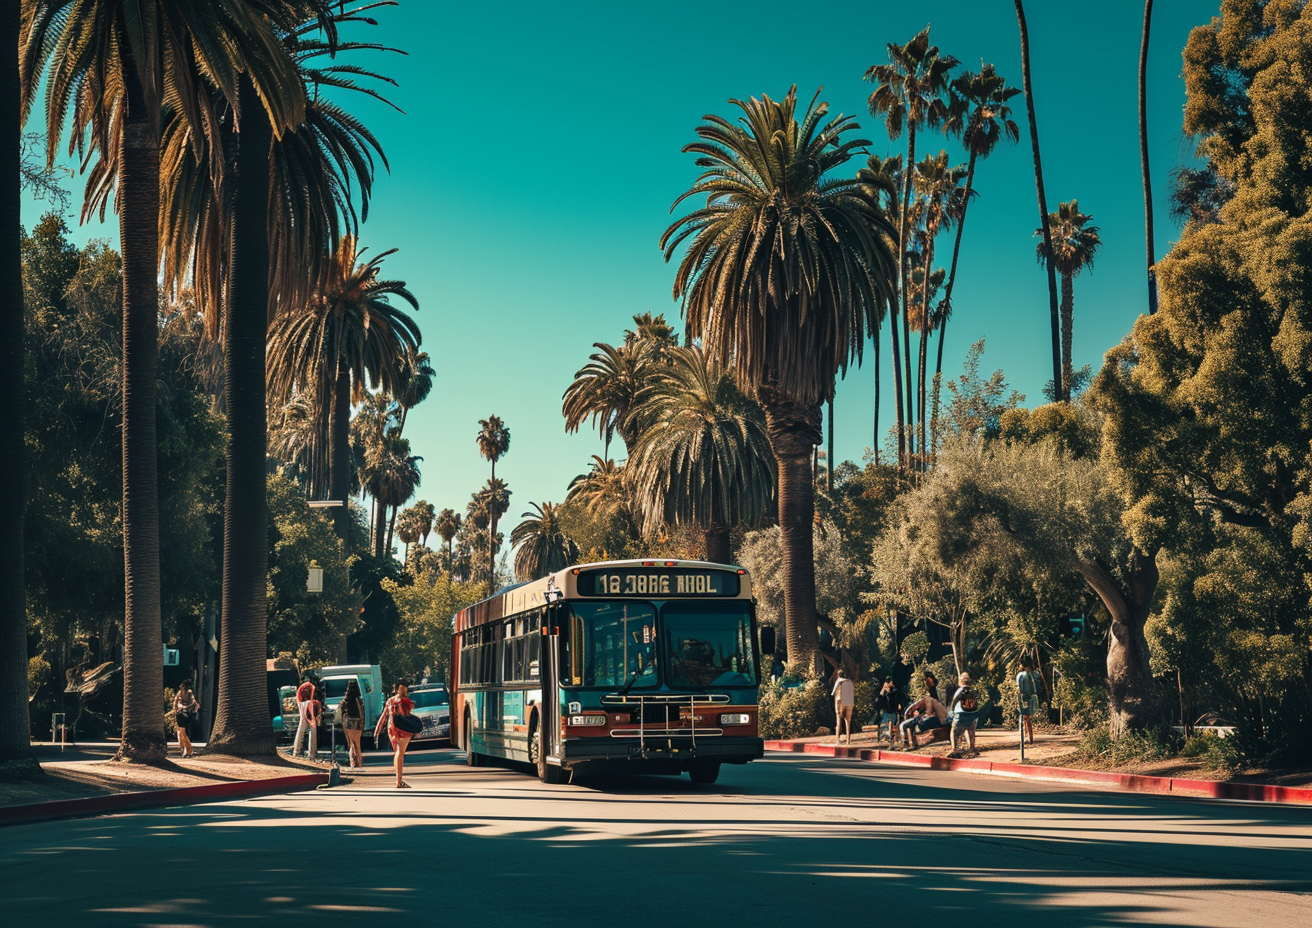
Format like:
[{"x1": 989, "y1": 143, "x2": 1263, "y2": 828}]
[
  {"x1": 866, "y1": 27, "x2": 958, "y2": 463},
  {"x1": 626, "y1": 346, "x2": 775, "y2": 564},
  {"x1": 511, "y1": 503, "x2": 579, "y2": 581},
  {"x1": 662, "y1": 86, "x2": 897, "y2": 672},
  {"x1": 1036, "y1": 200, "x2": 1101, "y2": 396},
  {"x1": 380, "y1": 564, "x2": 484, "y2": 685},
  {"x1": 939, "y1": 339, "x2": 1024, "y2": 442}
]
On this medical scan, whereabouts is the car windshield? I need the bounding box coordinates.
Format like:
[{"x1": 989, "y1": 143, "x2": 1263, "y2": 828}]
[
  {"x1": 410, "y1": 688, "x2": 448, "y2": 709},
  {"x1": 662, "y1": 602, "x2": 757, "y2": 689},
  {"x1": 321, "y1": 678, "x2": 353, "y2": 698},
  {"x1": 567, "y1": 602, "x2": 659, "y2": 689}
]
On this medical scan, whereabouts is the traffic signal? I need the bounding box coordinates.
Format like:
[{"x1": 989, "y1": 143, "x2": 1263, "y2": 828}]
[{"x1": 1070, "y1": 613, "x2": 1085, "y2": 640}]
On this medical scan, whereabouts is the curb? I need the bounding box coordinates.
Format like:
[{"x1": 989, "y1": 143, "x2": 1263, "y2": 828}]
[
  {"x1": 764, "y1": 741, "x2": 1312, "y2": 806},
  {"x1": 0, "y1": 773, "x2": 329, "y2": 828}
]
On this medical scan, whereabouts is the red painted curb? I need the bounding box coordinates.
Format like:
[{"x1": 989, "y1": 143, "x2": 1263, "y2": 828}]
[
  {"x1": 0, "y1": 773, "x2": 328, "y2": 827},
  {"x1": 767, "y1": 742, "x2": 1312, "y2": 806}
]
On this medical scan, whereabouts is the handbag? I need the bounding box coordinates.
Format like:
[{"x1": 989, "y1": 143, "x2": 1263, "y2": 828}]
[{"x1": 393, "y1": 712, "x2": 423, "y2": 735}]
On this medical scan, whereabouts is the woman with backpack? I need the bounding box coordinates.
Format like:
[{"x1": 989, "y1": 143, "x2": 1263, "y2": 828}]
[
  {"x1": 948, "y1": 672, "x2": 981, "y2": 756},
  {"x1": 339, "y1": 679, "x2": 366, "y2": 769}
]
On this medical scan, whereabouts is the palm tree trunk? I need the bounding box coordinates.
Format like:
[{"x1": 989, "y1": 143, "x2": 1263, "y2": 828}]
[
  {"x1": 1015, "y1": 0, "x2": 1065, "y2": 402},
  {"x1": 209, "y1": 79, "x2": 275, "y2": 757},
  {"x1": 1061, "y1": 272, "x2": 1074, "y2": 397},
  {"x1": 0, "y1": 3, "x2": 32, "y2": 767},
  {"x1": 762, "y1": 391, "x2": 822, "y2": 674},
  {"x1": 932, "y1": 149, "x2": 978, "y2": 442},
  {"x1": 917, "y1": 242, "x2": 935, "y2": 466},
  {"x1": 704, "y1": 524, "x2": 731, "y2": 566},
  {"x1": 330, "y1": 368, "x2": 351, "y2": 549},
  {"x1": 900, "y1": 129, "x2": 918, "y2": 459},
  {"x1": 116, "y1": 65, "x2": 166, "y2": 764},
  {"x1": 1139, "y1": 0, "x2": 1157, "y2": 315},
  {"x1": 873, "y1": 316, "x2": 881, "y2": 463},
  {"x1": 386, "y1": 504, "x2": 398, "y2": 561},
  {"x1": 373, "y1": 496, "x2": 388, "y2": 559}
]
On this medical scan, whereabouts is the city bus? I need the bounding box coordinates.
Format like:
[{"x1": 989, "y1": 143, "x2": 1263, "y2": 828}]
[{"x1": 450, "y1": 559, "x2": 768, "y2": 784}]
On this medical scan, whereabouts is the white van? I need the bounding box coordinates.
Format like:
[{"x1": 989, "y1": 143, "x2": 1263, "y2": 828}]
[{"x1": 319, "y1": 664, "x2": 384, "y2": 745}]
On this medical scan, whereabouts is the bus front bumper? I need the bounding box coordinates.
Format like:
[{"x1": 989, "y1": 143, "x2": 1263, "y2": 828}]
[{"x1": 560, "y1": 735, "x2": 764, "y2": 768}]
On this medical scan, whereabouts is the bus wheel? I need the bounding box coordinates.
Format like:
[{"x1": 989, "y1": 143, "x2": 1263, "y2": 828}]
[
  {"x1": 530, "y1": 715, "x2": 565, "y2": 784},
  {"x1": 688, "y1": 760, "x2": 720, "y2": 785},
  {"x1": 464, "y1": 712, "x2": 483, "y2": 767}
]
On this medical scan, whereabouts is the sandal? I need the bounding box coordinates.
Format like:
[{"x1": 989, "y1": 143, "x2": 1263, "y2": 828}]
[{"x1": 396, "y1": 781, "x2": 411, "y2": 788}]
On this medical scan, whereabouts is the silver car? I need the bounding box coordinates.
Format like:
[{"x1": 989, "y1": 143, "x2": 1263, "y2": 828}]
[{"x1": 408, "y1": 684, "x2": 450, "y2": 743}]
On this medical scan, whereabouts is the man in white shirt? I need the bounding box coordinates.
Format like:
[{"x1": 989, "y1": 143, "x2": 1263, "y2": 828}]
[{"x1": 831, "y1": 668, "x2": 855, "y2": 744}]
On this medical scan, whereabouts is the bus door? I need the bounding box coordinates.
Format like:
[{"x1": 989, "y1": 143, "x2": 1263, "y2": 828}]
[{"x1": 542, "y1": 603, "x2": 562, "y2": 759}]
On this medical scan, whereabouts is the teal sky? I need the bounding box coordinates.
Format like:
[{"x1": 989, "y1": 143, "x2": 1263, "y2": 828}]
[{"x1": 23, "y1": 0, "x2": 1221, "y2": 549}]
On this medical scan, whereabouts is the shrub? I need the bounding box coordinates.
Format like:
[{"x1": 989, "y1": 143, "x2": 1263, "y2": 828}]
[
  {"x1": 759, "y1": 674, "x2": 827, "y2": 739},
  {"x1": 1075, "y1": 724, "x2": 1179, "y2": 764}
]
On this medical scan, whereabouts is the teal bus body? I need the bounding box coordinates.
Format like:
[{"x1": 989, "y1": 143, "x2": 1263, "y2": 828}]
[{"x1": 450, "y1": 560, "x2": 764, "y2": 784}]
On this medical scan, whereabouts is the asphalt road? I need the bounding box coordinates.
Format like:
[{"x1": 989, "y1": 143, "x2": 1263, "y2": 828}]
[{"x1": 3, "y1": 747, "x2": 1309, "y2": 928}]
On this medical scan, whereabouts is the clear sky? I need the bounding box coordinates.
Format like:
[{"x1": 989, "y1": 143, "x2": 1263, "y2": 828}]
[{"x1": 22, "y1": 0, "x2": 1221, "y2": 547}]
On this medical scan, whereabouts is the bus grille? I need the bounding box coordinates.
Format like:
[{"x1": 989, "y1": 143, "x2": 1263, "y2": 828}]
[{"x1": 600, "y1": 693, "x2": 730, "y2": 747}]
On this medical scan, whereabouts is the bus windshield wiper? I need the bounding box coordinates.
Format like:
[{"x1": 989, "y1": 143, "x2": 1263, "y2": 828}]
[{"x1": 616, "y1": 671, "x2": 639, "y2": 696}]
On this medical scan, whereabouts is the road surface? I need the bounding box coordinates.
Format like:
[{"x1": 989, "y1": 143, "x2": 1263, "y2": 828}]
[{"x1": 2, "y1": 748, "x2": 1308, "y2": 927}]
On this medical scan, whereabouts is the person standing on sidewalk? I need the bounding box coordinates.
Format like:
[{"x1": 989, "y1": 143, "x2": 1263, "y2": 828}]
[
  {"x1": 300, "y1": 689, "x2": 322, "y2": 759},
  {"x1": 173, "y1": 681, "x2": 200, "y2": 758},
  {"x1": 1016, "y1": 660, "x2": 1043, "y2": 745},
  {"x1": 339, "y1": 679, "x2": 366, "y2": 769},
  {"x1": 292, "y1": 674, "x2": 316, "y2": 756},
  {"x1": 381, "y1": 681, "x2": 417, "y2": 788},
  {"x1": 948, "y1": 672, "x2": 981, "y2": 756},
  {"x1": 830, "y1": 668, "x2": 855, "y2": 745},
  {"x1": 872, "y1": 678, "x2": 903, "y2": 745}
]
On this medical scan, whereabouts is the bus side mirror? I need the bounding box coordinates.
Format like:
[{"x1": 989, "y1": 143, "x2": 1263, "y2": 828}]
[{"x1": 759, "y1": 626, "x2": 776, "y2": 657}]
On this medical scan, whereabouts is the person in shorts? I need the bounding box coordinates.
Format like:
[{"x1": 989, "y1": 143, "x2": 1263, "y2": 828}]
[
  {"x1": 831, "y1": 668, "x2": 855, "y2": 744},
  {"x1": 900, "y1": 691, "x2": 948, "y2": 749},
  {"x1": 1016, "y1": 659, "x2": 1043, "y2": 745},
  {"x1": 871, "y1": 678, "x2": 903, "y2": 744},
  {"x1": 292, "y1": 674, "x2": 316, "y2": 756},
  {"x1": 949, "y1": 671, "x2": 981, "y2": 755},
  {"x1": 173, "y1": 681, "x2": 200, "y2": 758}
]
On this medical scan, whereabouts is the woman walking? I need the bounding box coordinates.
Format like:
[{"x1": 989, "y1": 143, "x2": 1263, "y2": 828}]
[
  {"x1": 339, "y1": 679, "x2": 366, "y2": 768},
  {"x1": 380, "y1": 681, "x2": 418, "y2": 788},
  {"x1": 173, "y1": 681, "x2": 200, "y2": 758}
]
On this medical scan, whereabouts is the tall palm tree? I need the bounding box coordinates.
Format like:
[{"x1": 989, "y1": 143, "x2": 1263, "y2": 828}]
[
  {"x1": 511, "y1": 503, "x2": 579, "y2": 581},
  {"x1": 476, "y1": 416, "x2": 511, "y2": 578},
  {"x1": 1139, "y1": 0, "x2": 1157, "y2": 315},
  {"x1": 858, "y1": 154, "x2": 901, "y2": 460},
  {"x1": 360, "y1": 430, "x2": 421, "y2": 559},
  {"x1": 662, "y1": 87, "x2": 897, "y2": 671},
  {"x1": 20, "y1": 0, "x2": 305, "y2": 764},
  {"x1": 0, "y1": 3, "x2": 31, "y2": 766},
  {"x1": 411, "y1": 500, "x2": 436, "y2": 548},
  {"x1": 268, "y1": 236, "x2": 420, "y2": 546},
  {"x1": 472, "y1": 477, "x2": 510, "y2": 585},
  {"x1": 434, "y1": 508, "x2": 461, "y2": 574},
  {"x1": 562, "y1": 340, "x2": 652, "y2": 458},
  {"x1": 1036, "y1": 200, "x2": 1101, "y2": 395},
  {"x1": 1014, "y1": 0, "x2": 1065, "y2": 401},
  {"x1": 567, "y1": 455, "x2": 638, "y2": 541},
  {"x1": 394, "y1": 349, "x2": 434, "y2": 433},
  {"x1": 866, "y1": 27, "x2": 958, "y2": 465},
  {"x1": 933, "y1": 64, "x2": 1020, "y2": 439},
  {"x1": 627, "y1": 346, "x2": 775, "y2": 564},
  {"x1": 910, "y1": 151, "x2": 970, "y2": 459}
]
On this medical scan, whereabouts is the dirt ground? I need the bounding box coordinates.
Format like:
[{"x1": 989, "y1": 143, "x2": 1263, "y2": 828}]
[
  {"x1": 0, "y1": 743, "x2": 330, "y2": 808},
  {"x1": 806, "y1": 722, "x2": 1312, "y2": 788}
]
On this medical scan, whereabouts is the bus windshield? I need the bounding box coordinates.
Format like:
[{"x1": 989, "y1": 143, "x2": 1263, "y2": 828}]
[
  {"x1": 662, "y1": 602, "x2": 757, "y2": 689},
  {"x1": 568, "y1": 602, "x2": 659, "y2": 689}
]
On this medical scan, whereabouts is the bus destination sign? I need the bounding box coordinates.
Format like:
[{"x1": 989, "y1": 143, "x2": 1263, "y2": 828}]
[{"x1": 577, "y1": 567, "x2": 740, "y2": 598}]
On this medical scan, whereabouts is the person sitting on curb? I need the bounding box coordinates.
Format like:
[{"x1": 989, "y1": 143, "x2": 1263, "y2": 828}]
[
  {"x1": 948, "y1": 671, "x2": 982, "y2": 756},
  {"x1": 899, "y1": 690, "x2": 949, "y2": 749}
]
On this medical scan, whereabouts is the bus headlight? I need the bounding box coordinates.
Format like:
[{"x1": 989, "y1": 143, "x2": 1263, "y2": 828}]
[
  {"x1": 719, "y1": 713, "x2": 750, "y2": 725},
  {"x1": 569, "y1": 715, "x2": 607, "y2": 727}
]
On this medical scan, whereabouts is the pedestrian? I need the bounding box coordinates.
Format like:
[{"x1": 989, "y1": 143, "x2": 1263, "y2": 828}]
[
  {"x1": 871, "y1": 678, "x2": 903, "y2": 745},
  {"x1": 292, "y1": 673, "x2": 316, "y2": 756},
  {"x1": 899, "y1": 690, "x2": 949, "y2": 749},
  {"x1": 922, "y1": 672, "x2": 940, "y2": 703},
  {"x1": 173, "y1": 681, "x2": 200, "y2": 758},
  {"x1": 1016, "y1": 659, "x2": 1044, "y2": 745},
  {"x1": 300, "y1": 688, "x2": 322, "y2": 759},
  {"x1": 830, "y1": 668, "x2": 855, "y2": 744},
  {"x1": 948, "y1": 672, "x2": 981, "y2": 756},
  {"x1": 380, "y1": 681, "x2": 418, "y2": 788},
  {"x1": 339, "y1": 679, "x2": 366, "y2": 769}
]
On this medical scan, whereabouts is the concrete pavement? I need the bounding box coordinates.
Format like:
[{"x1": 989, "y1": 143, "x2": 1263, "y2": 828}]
[{"x1": 1, "y1": 747, "x2": 1308, "y2": 927}]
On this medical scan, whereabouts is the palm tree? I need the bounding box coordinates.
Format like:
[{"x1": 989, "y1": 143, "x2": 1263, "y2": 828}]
[
  {"x1": 20, "y1": 0, "x2": 304, "y2": 764},
  {"x1": 434, "y1": 508, "x2": 462, "y2": 574},
  {"x1": 268, "y1": 236, "x2": 420, "y2": 546},
  {"x1": 662, "y1": 87, "x2": 897, "y2": 672},
  {"x1": 933, "y1": 64, "x2": 1020, "y2": 439},
  {"x1": 1036, "y1": 201, "x2": 1102, "y2": 395},
  {"x1": 511, "y1": 503, "x2": 579, "y2": 581},
  {"x1": 471, "y1": 477, "x2": 510, "y2": 585},
  {"x1": 1014, "y1": 0, "x2": 1065, "y2": 401},
  {"x1": 562, "y1": 340, "x2": 651, "y2": 458},
  {"x1": 476, "y1": 416, "x2": 511, "y2": 578},
  {"x1": 627, "y1": 346, "x2": 775, "y2": 564},
  {"x1": 395, "y1": 502, "x2": 433, "y2": 561},
  {"x1": 858, "y1": 154, "x2": 902, "y2": 460},
  {"x1": 1139, "y1": 0, "x2": 1157, "y2": 315},
  {"x1": 0, "y1": 3, "x2": 31, "y2": 766},
  {"x1": 394, "y1": 349, "x2": 434, "y2": 433},
  {"x1": 567, "y1": 455, "x2": 638, "y2": 541},
  {"x1": 411, "y1": 500, "x2": 436, "y2": 547},
  {"x1": 866, "y1": 27, "x2": 958, "y2": 465},
  {"x1": 359, "y1": 430, "x2": 422, "y2": 560}
]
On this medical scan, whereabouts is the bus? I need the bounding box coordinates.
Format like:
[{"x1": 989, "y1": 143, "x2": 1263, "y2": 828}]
[{"x1": 450, "y1": 559, "x2": 767, "y2": 784}]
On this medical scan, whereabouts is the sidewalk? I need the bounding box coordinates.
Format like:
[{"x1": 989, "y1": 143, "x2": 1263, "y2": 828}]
[
  {"x1": 766, "y1": 724, "x2": 1312, "y2": 805},
  {"x1": 0, "y1": 742, "x2": 330, "y2": 826}
]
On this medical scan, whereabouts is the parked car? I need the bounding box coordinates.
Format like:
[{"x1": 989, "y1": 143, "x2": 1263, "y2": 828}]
[{"x1": 407, "y1": 683, "x2": 450, "y2": 744}]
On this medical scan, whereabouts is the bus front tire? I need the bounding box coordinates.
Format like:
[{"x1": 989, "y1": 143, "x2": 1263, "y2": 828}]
[
  {"x1": 530, "y1": 717, "x2": 565, "y2": 784},
  {"x1": 688, "y1": 760, "x2": 720, "y2": 785}
]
